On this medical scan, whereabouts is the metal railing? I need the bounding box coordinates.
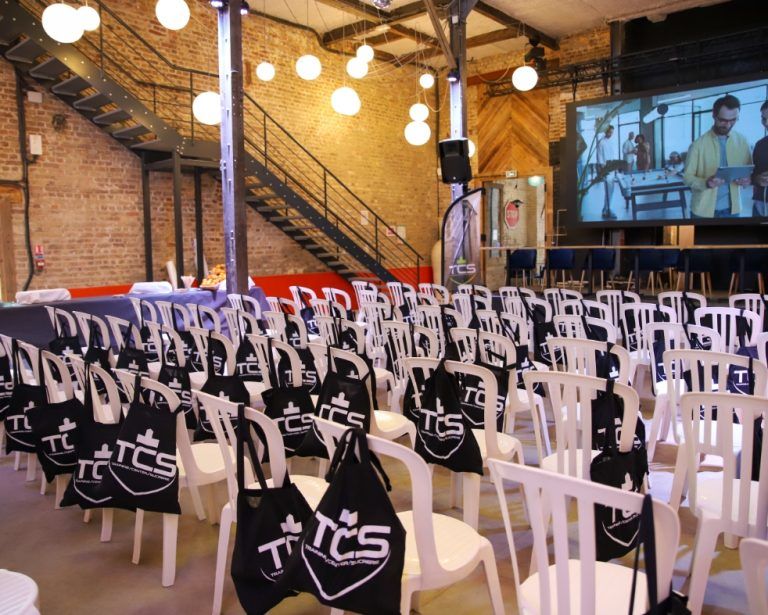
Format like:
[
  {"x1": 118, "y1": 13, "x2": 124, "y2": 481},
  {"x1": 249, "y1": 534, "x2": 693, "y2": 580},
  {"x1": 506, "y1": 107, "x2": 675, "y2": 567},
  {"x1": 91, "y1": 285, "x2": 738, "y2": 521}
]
[{"x1": 17, "y1": 0, "x2": 422, "y2": 286}]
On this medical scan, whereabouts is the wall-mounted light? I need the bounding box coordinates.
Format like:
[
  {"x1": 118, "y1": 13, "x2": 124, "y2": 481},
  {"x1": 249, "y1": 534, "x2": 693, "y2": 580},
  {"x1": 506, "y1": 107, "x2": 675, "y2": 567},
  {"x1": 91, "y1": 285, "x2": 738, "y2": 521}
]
[{"x1": 447, "y1": 68, "x2": 459, "y2": 83}]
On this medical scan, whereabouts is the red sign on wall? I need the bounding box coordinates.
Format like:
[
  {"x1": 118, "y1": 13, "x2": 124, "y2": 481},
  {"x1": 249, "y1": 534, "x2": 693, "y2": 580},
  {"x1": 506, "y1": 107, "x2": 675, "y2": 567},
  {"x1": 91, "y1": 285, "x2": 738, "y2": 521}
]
[{"x1": 504, "y1": 200, "x2": 521, "y2": 228}]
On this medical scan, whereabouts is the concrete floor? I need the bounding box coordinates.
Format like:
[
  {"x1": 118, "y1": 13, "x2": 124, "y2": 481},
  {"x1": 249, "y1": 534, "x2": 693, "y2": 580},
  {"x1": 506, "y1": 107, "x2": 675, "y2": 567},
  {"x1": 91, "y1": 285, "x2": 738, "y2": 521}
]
[{"x1": 0, "y1": 401, "x2": 751, "y2": 615}]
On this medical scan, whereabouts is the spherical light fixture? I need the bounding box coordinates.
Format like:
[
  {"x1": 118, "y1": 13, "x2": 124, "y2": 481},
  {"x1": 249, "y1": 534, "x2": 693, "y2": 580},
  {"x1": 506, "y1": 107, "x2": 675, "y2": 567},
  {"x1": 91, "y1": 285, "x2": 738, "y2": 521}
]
[
  {"x1": 356, "y1": 44, "x2": 374, "y2": 63},
  {"x1": 192, "y1": 91, "x2": 221, "y2": 125},
  {"x1": 468, "y1": 139, "x2": 476, "y2": 158},
  {"x1": 528, "y1": 175, "x2": 545, "y2": 187},
  {"x1": 331, "y1": 86, "x2": 361, "y2": 117},
  {"x1": 419, "y1": 73, "x2": 435, "y2": 89},
  {"x1": 155, "y1": 0, "x2": 190, "y2": 31},
  {"x1": 256, "y1": 61, "x2": 275, "y2": 82},
  {"x1": 409, "y1": 103, "x2": 429, "y2": 122},
  {"x1": 346, "y1": 57, "x2": 369, "y2": 79},
  {"x1": 77, "y1": 4, "x2": 101, "y2": 32},
  {"x1": 295, "y1": 54, "x2": 321, "y2": 80},
  {"x1": 42, "y1": 3, "x2": 84, "y2": 44},
  {"x1": 512, "y1": 65, "x2": 538, "y2": 91},
  {"x1": 404, "y1": 121, "x2": 431, "y2": 146}
]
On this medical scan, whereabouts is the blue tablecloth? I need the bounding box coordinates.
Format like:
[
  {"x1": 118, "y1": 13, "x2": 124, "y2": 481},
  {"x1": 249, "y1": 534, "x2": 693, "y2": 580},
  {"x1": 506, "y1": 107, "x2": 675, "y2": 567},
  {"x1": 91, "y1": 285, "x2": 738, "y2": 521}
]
[{"x1": 0, "y1": 287, "x2": 268, "y2": 348}]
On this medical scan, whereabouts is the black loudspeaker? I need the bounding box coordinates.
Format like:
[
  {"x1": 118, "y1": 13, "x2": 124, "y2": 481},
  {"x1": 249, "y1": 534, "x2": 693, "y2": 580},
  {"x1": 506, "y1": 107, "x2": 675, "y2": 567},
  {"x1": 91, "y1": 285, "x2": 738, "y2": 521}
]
[{"x1": 438, "y1": 138, "x2": 472, "y2": 184}]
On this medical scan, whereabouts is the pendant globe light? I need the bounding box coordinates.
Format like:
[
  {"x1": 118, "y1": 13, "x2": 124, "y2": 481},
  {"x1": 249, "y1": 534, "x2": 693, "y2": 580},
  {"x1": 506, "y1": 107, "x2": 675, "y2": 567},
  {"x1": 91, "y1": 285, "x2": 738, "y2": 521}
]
[
  {"x1": 331, "y1": 86, "x2": 361, "y2": 116},
  {"x1": 346, "y1": 57, "x2": 368, "y2": 79},
  {"x1": 467, "y1": 139, "x2": 476, "y2": 158},
  {"x1": 512, "y1": 65, "x2": 538, "y2": 91},
  {"x1": 155, "y1": 0, "x2": 190, "y2": 31},
  {"x1": 419, "y1": 73, "x2": 435, "y2": 89},
  {"x1": 77, "y1": 3, "x2": 100, "y2": 32},
  {"x1": 296, "y1": 55, "x2": 321, "y2": 80},
  {"x1": 256, "y1": 61, "x2": 275, "y2": 81},
  {"x1": 409, "y1": 103, "x2": 429, "y2": 122},
  {"x1": 404, "y1": 121, "x2": 430, "y2": 146},
  {"x1": 192, "y1": 91, "x2": 221, "y2": 125},
  {"x1": 42, "y1": 2, "x2": 85, "y2": 44},
  {"x1": 356, "y1": 44, "x2": 374, "y2": 63}
]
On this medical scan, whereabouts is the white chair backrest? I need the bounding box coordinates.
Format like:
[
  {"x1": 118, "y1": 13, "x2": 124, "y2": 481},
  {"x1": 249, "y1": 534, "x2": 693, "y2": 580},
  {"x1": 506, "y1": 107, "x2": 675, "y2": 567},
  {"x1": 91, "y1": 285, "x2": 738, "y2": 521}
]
[
  {"x1": 266, "y1": 296, "x2": 281, "y2": 313},
  {"x1": 263, "y1": 310, "x2": 286, "y2": 340},
  {"x1": 321, "y1": 287, "x2": 352, "y2": 311},
  {"x1": 553, "y1": 315, "x2": 618, "y2": 344},
  {"x1": 14, "y1": 340, "x2": 40, "y2": 385},
  {"x1": 448, "y1": 327, "x2": 479, "y2": 362},
  {"x1": 227, "y1": 293, "x2": 262, "y2": 319},
  {"x1": 73, "y1": 311, "x2": 111, "y2": 350},
  {"x1": 289, "y1": 285, "x2": 318, "y2": 308},
  {"x1": 310, "y1": 298, "x2": 344, "y2": 319},
  {"x1": 360, "y1": 302, "x2": 390, "y2": 353},
  {"x1": 499, "y1": 286, "x2": 536, "y2": 302},
  {"x1": 559, "y1": 298, "x2": 611, "y2": 322},
  {"x1": 621, "y1": 303, "x2": 676, "y2": 355},
  {"x1": 488, "y1": 459, "x2": 680, "y2": 614},
  {"x1": 740, "y1": 538, "x2": 768, "y2": 615},
  {"x1": 386, "y1": 281, "x2": 407, "y2": 307},
  {"x1": 499, "y1": 312, "x2": 531, "y2": 347},
  {"x1": 476, "y1": 309, "x2": 502, "y2": 336},
  {"x1": 417, "y1": 282, "x2": 450, "y2": 305},
  {"x1": 694, "y1": 306, "x2": 761, "y2": 353},
  {"x1": 44, "y1": 306, "x2": 78, "y2": 340},
  {"x1": 128, "y1": 297, "x2": 158, "y2": 325},
  {"x1": 313, "y1": 417, "x2": 446, "y2": 584},
  {"x1": 285, "y1": 313, "x2": 310, "y2": 348},
  {"x1": 156, "y1": 301, "x2": 190, "y2": 331},
  {"x1": 729, "y1": 293, "x2": 766, "y2": 323},
  {"x1": 596, "y1": 289, "x2": 640, "y2": 327},
  {"x1": 757, "y1": 331, "x2": 768, "y2": 366},
  {"x1": 658, "y1": 291, "x2": 707, "y2": 324},
  {"x1": 416, "y1": 305, "x2": 465, "y2": 356},
  {"x1": 220, "y1": 307, "x2": 262, "y2": 345},
  {"x1": 415, "y1": 292, "x2": 438, "y2": 307},
  {"x1": 382, "y1": 321, "x2": 413, "y2": 381},
  {"x1": 681, "y1": 392, "x2": 768, "y2": 535},
  {"x1": 546, "y1": 337, "x2": 630, "y2": 383},
  {"x1": 87, "y1": 363, "x2": 123, "y2": 423},
  {"x1": 413, "y1": 325, "x2": 439, "y2": 358},
  {"x1": 457, "y1": 284, "x2": 493, "y2": 303},
  {"x1": 644, "y1": 322, "x2": 721, "y2": 392},
  {"x1": 315, "y1": 315, "x2": 365, "y2": 354},
  {"x1": 452, "y1": 293, "x2": 490, "y2": 324},
  {"x1": 189, "y1": 327, "x2": 236, "y2": 376},
  {"x1": 520, "y1": 296, "x2": 553, "y2": 323},
  {"x1": 40, "y1": 350, "x2": 73, "y2": 402},
  {"x1": 543, "y1": 288, "x2": 582, "y2": 315},
  {"x1": 351, "y1": 281, "x2": 379, "y2": 307},
  {"x1": 246, "y1": 335, "x2": 302, "y2": 388},
  {"x1": 523, "y1": 371, "x2": 639, "y2": 478},
  {"x1": 145, "y1": 321, "x2": 186, "y2": 368},
  {"x1": 188, "y1": 303, "x2": 221, "y2": 333},
  {"x1": 106, "y1": 316, "x2": 143, "y2": 352}
]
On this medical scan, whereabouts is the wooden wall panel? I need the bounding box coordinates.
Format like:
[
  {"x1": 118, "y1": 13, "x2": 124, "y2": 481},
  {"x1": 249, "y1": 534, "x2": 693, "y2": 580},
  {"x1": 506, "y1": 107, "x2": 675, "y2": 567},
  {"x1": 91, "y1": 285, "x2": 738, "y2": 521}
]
[{"x1": 476, "y1": 89, "x2": 549, "y2": 178}]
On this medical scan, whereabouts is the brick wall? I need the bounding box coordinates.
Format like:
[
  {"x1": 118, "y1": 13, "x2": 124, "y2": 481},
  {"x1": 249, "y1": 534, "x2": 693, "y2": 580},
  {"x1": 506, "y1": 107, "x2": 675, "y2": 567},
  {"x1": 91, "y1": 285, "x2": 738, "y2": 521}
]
[{"x1": 0, "y1": 0, "x2": 439, "y2": 293}]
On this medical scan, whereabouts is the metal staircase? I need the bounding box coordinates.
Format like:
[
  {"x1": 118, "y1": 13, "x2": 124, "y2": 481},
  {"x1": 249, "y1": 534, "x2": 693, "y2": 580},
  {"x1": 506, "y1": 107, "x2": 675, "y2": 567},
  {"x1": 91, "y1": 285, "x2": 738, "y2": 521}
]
[{"x1": 0, "y1": 0, "x2": 423, "y2": 286}]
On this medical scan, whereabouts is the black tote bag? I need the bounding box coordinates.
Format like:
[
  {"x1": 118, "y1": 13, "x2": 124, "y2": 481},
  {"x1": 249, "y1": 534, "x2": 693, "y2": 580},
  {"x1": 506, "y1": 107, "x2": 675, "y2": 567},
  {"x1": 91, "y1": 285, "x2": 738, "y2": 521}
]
[
  {"x1": 115, "y1": 323, "x2": 149, "y2": 375},
  {"x1": 520, "y1": 295, "x2": 559, "y2": 366},
  {"x1": 296, "y1": 346, "x2": 373, "y2": 459},
  {"x1": 297, "y1": 291, "x2": 320, "y2": 336},
  {"x1": 195, "y1": 331, "x2": 250, "y2": 442},
  {"x1": 99, "y1": 375, "x2": 181, "y2": 514},
  {"x1": 136, "y1": 300, "x2": 160, "y2": 363},
  {"x1": 415, "y1": 360, "x2": 483, "y2": 475},
  {"x1": 279, "y1": 428, "x2": 406, "y2": 614},
  {"x1": 156, "y1": 347, "x2": 197, "y2": 431},
  {"x1": 231, "y1": 404, "x2": 313, "y2": 615},
  {"x1": 261, "y1": 338, "x2": 316, "y2": 457},
  {"x1": 61, "y1": 367, "x2": 126, "y2": 510},
  {"x1": 0, "y1": 352, "x2": 14, "y2": 423},
  {"x1": 235, "y1": 319, "x2": 263, "y2": 383},
  {"x1": 83, "y1": 317, "x2": 111, "y2": 370},
  {"x1": 4, "y1": 341, "x2": 47, "y2": 454},
  {"x1": 455, "y1": 335, "x2": 507, "y2": 431},
  {"x1": 278, "y1": 345, "x2": 320, "y2": 394},
  {"x1": 590, "y1": 379, "x2": 648, "y2": 562},
  {"x1": 27, "y1": 393, "x2": 83, "y2": 483},
  {"x1": 47, "y1": 316, "x2": 82, "y2": 359}
]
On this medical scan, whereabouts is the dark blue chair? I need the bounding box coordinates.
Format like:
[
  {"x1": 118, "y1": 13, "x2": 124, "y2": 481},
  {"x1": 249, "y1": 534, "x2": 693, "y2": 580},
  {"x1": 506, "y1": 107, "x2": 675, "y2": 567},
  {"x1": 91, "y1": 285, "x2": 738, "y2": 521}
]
[
  {"x1": 547, "y1": 249, "x2": 575, "y2": 288},
  {"x1": 661, "y1": 249, "x2": 680, "y2": 290},
  {"x1": 506, "y1": 249, "x2": 537, "y2": 287},
  {"x1": 676, "y1": 249, "x2": 713, "y2": 296},
  {"x1": 728, "y1": 249, "x2": 767, "y2": 294},
  {"x1": 582, "y1": 248, "x2": 616, "y2": 290},
  {"x1": 629, "y1": 249, "x2": 665, "y2": 294}
]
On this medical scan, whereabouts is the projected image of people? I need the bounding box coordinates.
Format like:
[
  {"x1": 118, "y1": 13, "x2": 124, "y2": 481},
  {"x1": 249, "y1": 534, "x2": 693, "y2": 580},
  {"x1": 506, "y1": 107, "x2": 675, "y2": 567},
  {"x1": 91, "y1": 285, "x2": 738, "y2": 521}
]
[{"x1": 574, "y1": 77, "x2": 768, "y2": 224}]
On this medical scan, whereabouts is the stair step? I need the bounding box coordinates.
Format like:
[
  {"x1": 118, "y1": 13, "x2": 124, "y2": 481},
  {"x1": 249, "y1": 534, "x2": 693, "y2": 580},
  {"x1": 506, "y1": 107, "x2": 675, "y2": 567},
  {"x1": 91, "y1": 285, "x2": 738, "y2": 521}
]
[
  {"x1": 0, "y1": 15, "x2": 25, "y2": 45},
  {"x1": 111, "y1": 124, "x2": 151, "y2": 140},
  {"x1": 269, "y1": 215, "x2": 303, "y2": 222},
  {"x1": 28, "y1": 57, "x2": 68, "y2": 80},
  {"x1": 245, "y1": 182, "x2": 267, "y2": 190},
  {"x1": 51, "y1": 76, "x2": 90, "y2": 96},
  {"x1": 93, "y1": 108, "x2": 132, "y2": 125},
  {"x1": 246, "y1": 194, "x2": 277, "y2": 203},
  {"x1": 283, "y1": 225, "x2": 315, "y2": 233},
  {"x1": 73, "y1": 92, "x2": 111, "y2": 111},
  {"x1": 130, "y1": 138, "x2": 173, "y2": 152},
  {"x1": 4, "y1": 38, "x2": 44, "y2": 63}
]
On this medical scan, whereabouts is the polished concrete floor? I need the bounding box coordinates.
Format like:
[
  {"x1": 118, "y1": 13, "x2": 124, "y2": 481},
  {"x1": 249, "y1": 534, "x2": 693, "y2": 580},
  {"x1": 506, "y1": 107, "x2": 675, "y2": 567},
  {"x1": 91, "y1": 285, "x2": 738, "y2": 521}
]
[{"x1": 0, "y1": 395, "x2": 750, "y2": 615}]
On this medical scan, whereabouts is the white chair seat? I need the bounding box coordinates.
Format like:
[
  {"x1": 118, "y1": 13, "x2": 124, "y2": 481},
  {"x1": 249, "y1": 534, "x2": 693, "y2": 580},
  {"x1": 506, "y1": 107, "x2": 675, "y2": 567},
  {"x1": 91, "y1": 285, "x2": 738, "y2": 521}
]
[
  {"x1": 374, "y1": 366, "x2": 393, "y2": 388},
  {"x1": 260, "y1": 474, "x2": 328, "y2": 511},
  {"x1": 0, "y1": 570, "x2": 40, "y2": 615},
  {"x1": 696, "y1": 474, "x2": 760, "y2": 524},
  {"x1": 308, "y1": 333, "x2": 322, "y2": 343},
  {"x1": 519, "y1": 560, "x2": 648, "y2": 615},
  {"x1": 540, "y1": 449, "x2": 600, "y2": 479},
  {"x1": 374, "y1": 410, "x2": 411, "y2": 435},
  {"x1": 177, "y1": 442, "x2": 230, "y2": 479},
  {"x1": 244, "y1": 381, "x2": 267, "y2": 408},
  {"x1": 148, "y1": 362, "x2": 161, "y2": 380},
  {"x1": 471, "y1": 429, "x2": 520, "y2": 460},
  {"x1": 398, "y1": 511, "x2": 488, "y2": 575},
  {"x1": 189, "y1": 371, "x2": 207, "y2": 390}
]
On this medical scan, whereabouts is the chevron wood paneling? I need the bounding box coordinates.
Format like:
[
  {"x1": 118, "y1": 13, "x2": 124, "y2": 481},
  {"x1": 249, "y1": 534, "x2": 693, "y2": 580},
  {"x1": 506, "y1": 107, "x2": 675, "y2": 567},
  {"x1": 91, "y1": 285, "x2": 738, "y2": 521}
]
[{"x1": 476, "y1": 88, "x2": 549, "y2": 177}]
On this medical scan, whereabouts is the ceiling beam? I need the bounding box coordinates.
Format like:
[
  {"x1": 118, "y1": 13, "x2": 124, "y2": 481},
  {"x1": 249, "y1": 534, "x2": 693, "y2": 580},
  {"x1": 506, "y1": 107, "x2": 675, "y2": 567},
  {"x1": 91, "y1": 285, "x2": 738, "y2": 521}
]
[
  {"x1": 397, "y1": 26, "x2": 523, "y2": 63},
  {"x1": 314, "y1": 0, "x2": 383, "y2": 19},
  {"x1": 365, "y1": 30, "x2": 405, "y2": 46},
  {"x1": 474, "y1": 1, "x2": 558, "y2": 50},
  {"x1": 322, "y1": 1, "x2": 432, "y2": 46},
  {"x1": 390, "y1": 24, "x2": 440, "y2": 49},
  {"x1": 322, "y1": 19, "x2": 381, "y2": 45},
  {"x1": 423, "y1": 0, "x2": 455, "y2": 68}
]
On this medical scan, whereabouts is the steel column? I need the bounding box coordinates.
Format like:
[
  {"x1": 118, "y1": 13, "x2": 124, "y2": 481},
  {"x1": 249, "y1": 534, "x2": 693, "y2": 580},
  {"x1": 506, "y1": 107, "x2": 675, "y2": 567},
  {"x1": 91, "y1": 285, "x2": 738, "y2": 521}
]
[
  {"x1": 172, "y1": 149, "x2": 184, "y2": 285},
  {"x1": 140, "y1": 157, "x2": 153, "y2": 281},
  {"x1": 448, "y1": 1, "x2": 471, "y2": 203},
  {"x1": 217, "y1": 0, "x2": 249, "y2": 294},
  {"x1": 194, "y1": 168, "x2": 205, "y2": 281}
]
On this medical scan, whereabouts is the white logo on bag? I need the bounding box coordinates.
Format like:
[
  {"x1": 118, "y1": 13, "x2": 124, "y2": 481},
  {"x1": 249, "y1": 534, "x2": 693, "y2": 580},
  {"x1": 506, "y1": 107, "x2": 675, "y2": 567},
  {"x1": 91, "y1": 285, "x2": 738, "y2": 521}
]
[
  {"x1": 274, "y1": 401, "x2": 312, "y2": 434},
  {"x1": 41, "y1": 417, "x2": 77, "y2": 453},
  {"x1": 78, "y1": 443, "x2": 112, "y2": 480},
  {"x1": 7, "y1": 401, "x2": 35, "y2": 431},
  {"x1": 461, "y1": 381, "x2": 504, "y2": 424},
  {"x1": 309, "y1": 509, "x2": 390, "y2": 563},
  {"x1": 164, "y1": 377, "x2": 191, "y2": 409},
  {"x1": 114, "y1": 428, "x2": 176, "y2": 479},
  {"x1": 238, "y1": 352, "x2": 260, "y2": 375},
  {"x1": 318, "y1": 392, "x2": 365, "y2": 428},
  {"x1": 257, "y1": 514, "x2": 303, "y2": 580},
  {"x1": 422, "y1": 399, "x2": 464, "y2": 438}
]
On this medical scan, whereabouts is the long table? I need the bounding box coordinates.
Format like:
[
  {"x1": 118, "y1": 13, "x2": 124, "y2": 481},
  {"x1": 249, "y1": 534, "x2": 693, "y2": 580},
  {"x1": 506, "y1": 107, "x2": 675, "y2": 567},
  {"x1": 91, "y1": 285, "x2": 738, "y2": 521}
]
[
  {"x1": 484, "y1": 244, "x2": 768, "y2": 295},
  {"x1": 0, "y1": 286, "x2": 269, "y2": 347}
]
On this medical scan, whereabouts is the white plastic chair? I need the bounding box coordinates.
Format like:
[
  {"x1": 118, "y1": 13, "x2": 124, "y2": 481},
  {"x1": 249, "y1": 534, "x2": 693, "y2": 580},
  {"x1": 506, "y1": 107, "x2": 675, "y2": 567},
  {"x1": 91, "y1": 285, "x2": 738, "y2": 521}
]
[
  {"x1": 351, "y1": 280, "x2": 379, "y2": 307},
  {"x1": 73, "y1": 311, "x2": 112, "y2": 356},
  {"x1": 547, "y1": 337, "x2": 631, "y2": 384},
  {"x1": 488, "y1": 459, "x2": 680, "y2": 615},
  {"x1": 457, "y1": 283, "x2": 493, "y2": 303},
  {"x1": 106, "y1": 316, "x2": 144, "y2": 353},
  {"x1": 740, "y1": 537, "x2": 768, "y2": 615},
  {"x1": 694, "y1": 306, "x2": 761, "y2": 353},
  {"x1": 227, "y1": 293, "x2": 262, "y2": 320},
  {"x1": 321, "y1": 286, "x2": 352, "y2": 313},
  {"x1": 553, "y1": 315, "x2": 618, "y2": 344},
  {"x1": 679, "y1": 392, "x2": 768, "y2": 615},
  {"x1": 658, "y1": 291, "x2": 707, "y2": 324},
  {"x1": 156, "y1": 301, "x2": 191, "y2": 331},
  {"x1": 314, "y1": 417, "x2": 505, "y2": 615},
  {"x1": 289, "y1": 284, "x2": 318, "y2": 308},
  {"x1": 403, "y1": 357, "x2": 524, "y2": 529},
  {"x1": 0, "y1": 569, "x2": 40, "y2": 615},
  {"x1": 559, "y1": 298, "x2": 611, "y2": 321},
  {"x1": 196, "y1": 393, "x2": 327, "y2": 615},
  {"x1": 44, "y1": 306, "x2": 78, "y2": 340},
  {"x1": 128, "y1": 297, "x2": 159, "y2": 324},
  {"x1": 188, "y1": 303, "x2": 221, "y2": 333},
  {"x1": 220, "y1": 307, "x2": 262, "y2": 346},
  {"x1": 524, "y1": 370, "x2": 639, "y2": 478},
  {"x1": 621, "y1": 303, "x2": 676, "y2": 386},
  {"x1": 543, "y1": 287, "x2": 582, "y2": 315},
  {"x1": 729, "y1": 293, "x2": 766, "y2": 324},
  {"x1": 309, "y1": 298, "x2": 345, "y2": 320},
  {"x1": 315, "y1": 315, "x2": 365, "y2": 354},
  {"x1": 596, "y1": 289, "x2": 640, "y2": 328},
  {"x1": 387, "y1": 281, "x2": 416, "y2": 307},
  {"x1": 418, "y1": 282, "x2": 451, "y2": 305}
]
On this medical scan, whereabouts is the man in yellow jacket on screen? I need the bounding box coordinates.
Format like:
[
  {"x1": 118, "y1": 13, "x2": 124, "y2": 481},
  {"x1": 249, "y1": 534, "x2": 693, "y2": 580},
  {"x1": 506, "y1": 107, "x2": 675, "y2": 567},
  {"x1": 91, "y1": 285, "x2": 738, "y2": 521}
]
[{"x1": 683, "y1": 94, "x2": 752, "y2": 218}]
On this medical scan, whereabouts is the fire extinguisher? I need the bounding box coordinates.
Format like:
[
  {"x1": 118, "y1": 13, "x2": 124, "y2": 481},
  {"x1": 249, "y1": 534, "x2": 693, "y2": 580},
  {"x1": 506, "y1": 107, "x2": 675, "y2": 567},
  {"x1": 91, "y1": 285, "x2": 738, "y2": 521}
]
[{"x1": 34, "y1": 244, "x2": 45, "y2": 272}]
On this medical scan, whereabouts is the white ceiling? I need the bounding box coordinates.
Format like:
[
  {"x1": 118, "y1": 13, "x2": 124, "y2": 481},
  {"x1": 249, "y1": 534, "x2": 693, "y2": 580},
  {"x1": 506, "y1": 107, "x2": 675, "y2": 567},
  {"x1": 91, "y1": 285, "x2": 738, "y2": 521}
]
[{"x1": 256, "y1": 0, "x2": 731, "y2": 68}]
